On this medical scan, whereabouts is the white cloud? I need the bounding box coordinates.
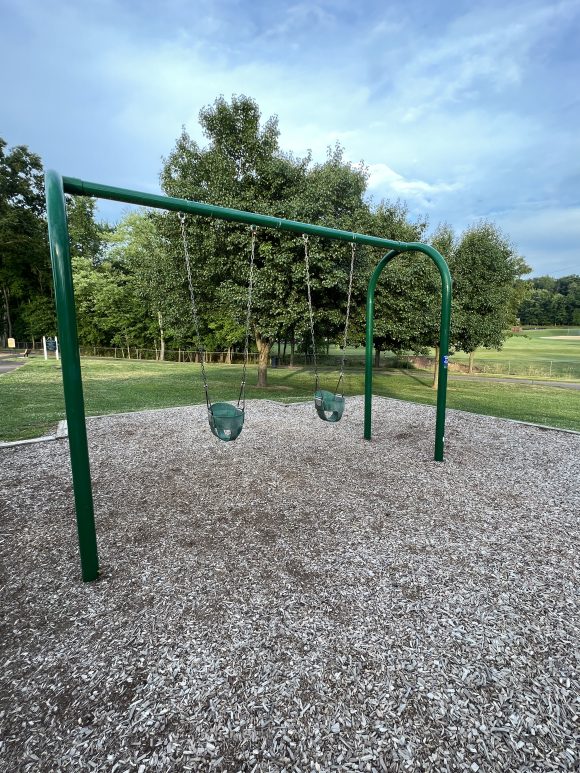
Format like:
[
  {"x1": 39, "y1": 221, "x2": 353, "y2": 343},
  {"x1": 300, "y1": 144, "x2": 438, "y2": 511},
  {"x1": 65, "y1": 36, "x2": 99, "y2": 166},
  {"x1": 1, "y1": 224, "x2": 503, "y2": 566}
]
[{"x1": 367, "y1": 163, "x2": 463, "y2": 208}]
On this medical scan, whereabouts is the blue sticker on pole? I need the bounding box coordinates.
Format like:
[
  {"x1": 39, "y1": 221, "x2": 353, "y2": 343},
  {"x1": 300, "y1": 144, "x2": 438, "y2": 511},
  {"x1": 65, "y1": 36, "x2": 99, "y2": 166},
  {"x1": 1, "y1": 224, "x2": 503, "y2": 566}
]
[{"x1": 442, "y1": 355, "x2": 449, "y2": 367}]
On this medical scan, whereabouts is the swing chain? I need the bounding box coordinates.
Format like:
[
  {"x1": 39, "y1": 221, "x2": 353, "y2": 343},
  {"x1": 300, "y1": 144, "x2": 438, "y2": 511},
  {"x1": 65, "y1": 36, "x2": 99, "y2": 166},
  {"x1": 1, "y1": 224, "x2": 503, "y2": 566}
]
[
  {"x1": 178, "y1": 212, "x2": 211, "y2": 410},
  {"x1": 238, "y1": 226, "x2": 257, "y2": 409},
  {"x1": 336, "y1": 241, "x2": 356, "y2": 396},
  {"x1": 303, "y1": 234, "x2": 319, "y2": 391}
]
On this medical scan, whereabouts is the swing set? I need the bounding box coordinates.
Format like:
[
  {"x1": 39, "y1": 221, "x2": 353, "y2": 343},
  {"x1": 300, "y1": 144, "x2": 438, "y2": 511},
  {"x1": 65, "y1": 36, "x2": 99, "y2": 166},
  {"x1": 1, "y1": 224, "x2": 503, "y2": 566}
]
[
  {"x1": 45, "y1": 170, "x2": 452, "y2": 582},
  {"x1": 179, "y1": 212, "x2": 357, "y2": 438}
]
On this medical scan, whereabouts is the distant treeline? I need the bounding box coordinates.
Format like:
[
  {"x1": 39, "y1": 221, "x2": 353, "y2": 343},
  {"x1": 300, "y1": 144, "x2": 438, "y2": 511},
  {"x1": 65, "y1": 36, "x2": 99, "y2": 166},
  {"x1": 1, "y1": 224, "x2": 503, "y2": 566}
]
[{"x1": 518, "y1": 275, "x2": 580, "y2": 326}]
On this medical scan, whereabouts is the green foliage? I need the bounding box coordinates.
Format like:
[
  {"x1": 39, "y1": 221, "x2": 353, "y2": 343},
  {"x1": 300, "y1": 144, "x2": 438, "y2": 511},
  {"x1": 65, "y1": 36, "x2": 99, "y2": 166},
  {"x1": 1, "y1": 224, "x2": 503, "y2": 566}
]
[
  {"x1": 159, "y1": 96, "x2": 373, "y2": 384},
  {"x1": 159, "y1": 98, "x2": 303, "y2": 360},
  {"x1": 0, "y1": 138, "x2": 50, "y2": 343},
  {"x1": 297, "y1": 145, "x2": 372, "y2": 349},
  {"x1": 370, "y1": 217, "x2": 531, "y2": 381},
  {"x1": 71, "y1": 256, "x2": 148, "y2": 348},
  {"x1": 519, "y1": 275, "x2": 580, "y2": 326},
  {"x1": 369, "y1": 201, "x2": 432, "y2": 356},
  {"x1": 1, "y1": 101, "x2": 543, "y2": 386},
  {"x1": 20, "y1": 295, "x2": 56, "y2": 339},
  {"x1": 451, "y1": 222, "x2": 531, "y2": 354},
  {"x1": 106, "y1": 211, "x2": 186, "y2": 352},
  {"x1": 66, "y1": 196, "x2": 110, "y2": 265}
]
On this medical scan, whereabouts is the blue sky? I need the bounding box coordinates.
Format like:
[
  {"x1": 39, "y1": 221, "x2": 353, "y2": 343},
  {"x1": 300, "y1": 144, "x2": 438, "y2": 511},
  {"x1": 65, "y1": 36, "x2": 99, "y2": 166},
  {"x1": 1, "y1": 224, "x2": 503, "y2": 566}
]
[{"x1": 1, "y1": 0, "x2": 579, "y2": 276}]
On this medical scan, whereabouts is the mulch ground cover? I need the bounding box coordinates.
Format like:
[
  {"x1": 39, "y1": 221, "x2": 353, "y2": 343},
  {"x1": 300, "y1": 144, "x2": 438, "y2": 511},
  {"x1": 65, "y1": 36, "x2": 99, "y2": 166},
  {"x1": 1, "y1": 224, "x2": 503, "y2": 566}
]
[{"x1": 1, "y1": 397, "x2": 578, "y2": 772}]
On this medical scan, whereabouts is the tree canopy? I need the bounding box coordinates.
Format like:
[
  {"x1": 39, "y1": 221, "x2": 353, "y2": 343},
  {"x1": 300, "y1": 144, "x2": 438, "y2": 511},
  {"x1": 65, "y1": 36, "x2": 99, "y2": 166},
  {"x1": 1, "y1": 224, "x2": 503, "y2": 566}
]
[
  {"x1": 1, "y1": 106, "x2": 552, "y2": 390},
  {"x1": 0, "y1": 140, "x2": 51, "y2": 344},
  {"x1": 159, "y1": 95, "x2": 373, "y2": 385},
  {"x1": 519, "y1": 274, "x2": 580, "y2": 326},
  {"x1": 450, "y1": 222, "x2": 531, "y2": 370}
]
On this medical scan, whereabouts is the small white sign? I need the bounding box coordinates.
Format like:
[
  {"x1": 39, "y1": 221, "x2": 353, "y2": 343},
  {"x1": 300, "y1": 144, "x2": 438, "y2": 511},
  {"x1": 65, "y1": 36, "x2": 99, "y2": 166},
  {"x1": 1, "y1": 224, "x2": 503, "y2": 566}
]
[{"x1": 7, "y1": 338, "x2": 15, "y2": 348}]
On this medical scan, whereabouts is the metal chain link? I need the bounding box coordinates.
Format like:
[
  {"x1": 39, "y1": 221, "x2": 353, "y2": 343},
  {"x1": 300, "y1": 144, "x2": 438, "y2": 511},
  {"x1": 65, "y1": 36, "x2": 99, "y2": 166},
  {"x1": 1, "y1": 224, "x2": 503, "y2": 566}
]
[
  {"x1": 238, "y1": 227, "x2": 256, "y2": 408},
  {"x1": 178, "y1": 212, "x2": 211, "y2": 409},
  {"x1": 303, "y1": 235, "x2": 319, "y2": 392},
  {"x1": 336, "y1": 242, "x2": 356, "y2": 395}
]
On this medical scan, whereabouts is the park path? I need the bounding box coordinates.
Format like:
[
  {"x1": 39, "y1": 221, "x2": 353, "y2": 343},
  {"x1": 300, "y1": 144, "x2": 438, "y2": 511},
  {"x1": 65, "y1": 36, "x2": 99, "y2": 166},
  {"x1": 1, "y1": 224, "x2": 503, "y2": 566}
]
[
  {"x1": 0, "y1": 355, "x2": 28, "y2": 376},
  {"x1": 0, "y1": 360, "x2": 26, "y2": 376}
]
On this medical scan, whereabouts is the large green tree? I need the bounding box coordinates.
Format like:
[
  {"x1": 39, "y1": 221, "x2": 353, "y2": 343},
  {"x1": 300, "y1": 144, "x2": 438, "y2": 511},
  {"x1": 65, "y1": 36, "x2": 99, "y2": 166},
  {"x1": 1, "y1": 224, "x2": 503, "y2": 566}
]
[
  {"x1": 368, "y1": 202, "x2": 432, "y2": 367},
  {"x1": 0, "y1": 139, "x2": 51, "y2": 345},
  {"x1": 368, "y1": 217, "x2": 531, "y2": 385},
  {"x1": 107, "y1": 211, "x2": 184, "y2": 359},
  {"x1": 160, "y1": 95, "x2": 371, "y2": 387},
  {"x1": 451, "y1": 222, "x2": 531, "y2": 372},
  {"x1": 66, "y1": 195, "x2": 109, "y2": 265},
  {"x1": 71, "y1": 255, "x2": 148, "y2": 350}
]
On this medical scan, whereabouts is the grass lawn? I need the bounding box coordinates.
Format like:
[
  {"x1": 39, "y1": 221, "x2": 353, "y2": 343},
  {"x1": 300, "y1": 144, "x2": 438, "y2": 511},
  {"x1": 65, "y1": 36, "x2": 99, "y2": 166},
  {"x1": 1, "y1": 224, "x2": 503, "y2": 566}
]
[
  {"x1": 1, "y1": 356, "x2": 578, "y2": 442},
  {"x1": 326, "y1": 327, "x2": 580, "y2": 379},
  {"x1": 450, "y1": 327, "x2": 580, "y2": 362}
]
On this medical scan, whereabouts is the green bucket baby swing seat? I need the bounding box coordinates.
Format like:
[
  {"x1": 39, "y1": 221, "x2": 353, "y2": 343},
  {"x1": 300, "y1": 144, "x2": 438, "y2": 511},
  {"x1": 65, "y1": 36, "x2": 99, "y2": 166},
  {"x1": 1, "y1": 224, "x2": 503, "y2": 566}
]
[
  {"x1": 179, "y1": 213, "x2": 255, "y2": 442},
  {"x1": 303, "y1": 235, "x2": 356, "y2": 424}
]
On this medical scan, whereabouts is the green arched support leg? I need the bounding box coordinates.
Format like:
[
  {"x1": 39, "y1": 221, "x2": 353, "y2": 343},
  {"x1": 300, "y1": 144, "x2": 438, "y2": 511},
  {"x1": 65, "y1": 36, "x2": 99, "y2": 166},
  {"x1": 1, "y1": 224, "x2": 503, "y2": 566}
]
[
  {"x1": 315, "y1": 390, "x2": 345, "y2": 423},
  {"x1": 208, "y1": 403, "x2": 245, "y2": 441}
]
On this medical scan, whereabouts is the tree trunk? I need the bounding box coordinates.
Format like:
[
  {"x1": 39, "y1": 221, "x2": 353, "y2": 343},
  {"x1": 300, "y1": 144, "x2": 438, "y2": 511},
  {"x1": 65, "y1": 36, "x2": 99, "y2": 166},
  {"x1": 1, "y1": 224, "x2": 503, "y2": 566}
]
[
  {"x1": 256, "y1": 334, "x2": 272, "y2": 387},
  {"x1": 290, "y1": 336, "x2": 295, "y2": 367},
  {"x1": 375, "y1": 347, "x2": 381, "y2": 368},
  {"x1": 2, "y1": 285, "x2": 12, "y2": 339},
  {"x1": 158, "y1": 311, "x2": 165, "y2": 361},
  {"x1": 225, "y1": 347, "x2": 232, "y2": 364},
  {"x1": 468, "y1": 351, "x2": 475, "y2": 374},
  {"x1": 282, "y1": 338, "x2": 287, "y2": 363},
  {"x1": 432, "y1": 346, "x2": 439, "y2": 389}
]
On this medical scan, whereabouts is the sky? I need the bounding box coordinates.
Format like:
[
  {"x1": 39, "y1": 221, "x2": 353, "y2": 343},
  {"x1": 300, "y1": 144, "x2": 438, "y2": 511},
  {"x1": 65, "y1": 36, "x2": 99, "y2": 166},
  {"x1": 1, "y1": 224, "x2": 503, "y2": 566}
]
[{"x1": 1, "y1": 0, "x2": 579, "y2": 276}]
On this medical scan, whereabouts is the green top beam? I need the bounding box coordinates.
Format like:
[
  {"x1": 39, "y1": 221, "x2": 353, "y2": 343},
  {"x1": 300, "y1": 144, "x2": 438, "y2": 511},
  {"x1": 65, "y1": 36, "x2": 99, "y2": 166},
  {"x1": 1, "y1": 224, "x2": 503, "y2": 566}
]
[{"x1": 63, "y1": 176, "x2": 422, "y2": 253}]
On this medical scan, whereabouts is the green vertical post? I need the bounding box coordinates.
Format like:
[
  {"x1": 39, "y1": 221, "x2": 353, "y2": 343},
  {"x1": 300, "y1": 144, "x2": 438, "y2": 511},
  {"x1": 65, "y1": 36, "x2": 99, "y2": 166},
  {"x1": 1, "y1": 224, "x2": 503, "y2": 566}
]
[
  {"x1": 429, "y1": 246, "x2": 452, "y2": 462},
  {"x1": 364, "y1": 245, "x2": 452, "y2": 462},
  {"x1": 364, "y1": 250, "x2": 399, "y2": 441},
  {"x1": 45, "y1": 170, "x2": 99, "y2": 582}
]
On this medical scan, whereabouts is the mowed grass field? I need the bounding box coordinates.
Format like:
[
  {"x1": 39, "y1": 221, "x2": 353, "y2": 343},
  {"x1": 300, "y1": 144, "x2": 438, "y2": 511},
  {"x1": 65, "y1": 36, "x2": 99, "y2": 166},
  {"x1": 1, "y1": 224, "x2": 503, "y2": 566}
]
[
  {"x1": 327, "y1": 328, "x2": 580, "y2": 378},
  {"x1": 1, "y1": 355, "x2": 578, "y2": 442},
  {"x1": 450, "y1": 327, "x2": 580, "y2": 363}
]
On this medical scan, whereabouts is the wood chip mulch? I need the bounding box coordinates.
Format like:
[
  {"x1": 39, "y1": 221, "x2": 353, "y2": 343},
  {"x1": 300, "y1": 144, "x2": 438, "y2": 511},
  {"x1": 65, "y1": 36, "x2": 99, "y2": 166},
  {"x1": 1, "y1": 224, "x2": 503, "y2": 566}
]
[{"x1": 0, "y1": 397, "x2": 578, "y2": 772}]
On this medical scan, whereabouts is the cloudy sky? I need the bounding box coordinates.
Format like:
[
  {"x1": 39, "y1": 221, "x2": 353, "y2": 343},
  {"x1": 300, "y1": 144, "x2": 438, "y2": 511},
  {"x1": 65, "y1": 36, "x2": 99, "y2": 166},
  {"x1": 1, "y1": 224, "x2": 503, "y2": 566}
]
[{"x1": 2, "y1": 0, "x2": 579, "y2": 276}]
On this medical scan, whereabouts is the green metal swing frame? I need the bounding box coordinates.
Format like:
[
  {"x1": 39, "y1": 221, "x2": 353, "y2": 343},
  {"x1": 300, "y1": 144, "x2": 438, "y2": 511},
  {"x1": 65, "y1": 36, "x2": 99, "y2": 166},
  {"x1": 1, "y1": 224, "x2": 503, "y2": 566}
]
[{"x1": 44, "y1": 170, "x2": 452, "y2": 582}]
